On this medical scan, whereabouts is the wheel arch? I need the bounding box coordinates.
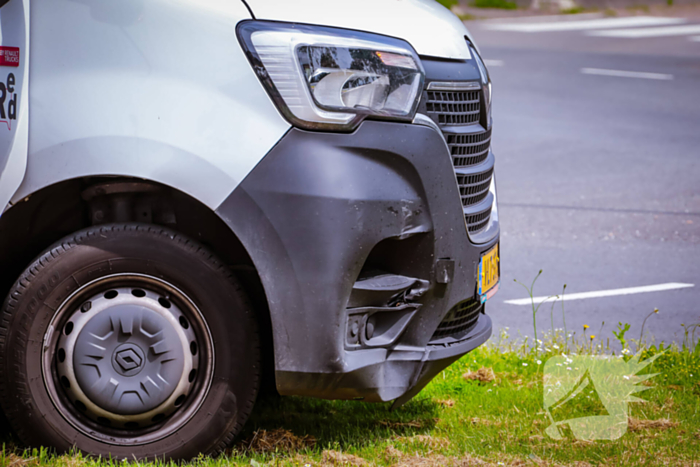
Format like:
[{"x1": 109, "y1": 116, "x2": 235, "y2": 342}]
[{"x1": 0, "y1": 176, "x2": 276, "y2": 392}]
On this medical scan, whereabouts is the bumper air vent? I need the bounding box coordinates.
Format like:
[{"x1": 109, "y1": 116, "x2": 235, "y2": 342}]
[{"x1": 430, "y1": 298, "x2": 482, "y2": 341}]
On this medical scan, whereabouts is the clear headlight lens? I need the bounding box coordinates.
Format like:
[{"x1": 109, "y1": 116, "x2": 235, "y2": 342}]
[{"x1": 237, "y1": 22, "x2": 425, "y2": 131}]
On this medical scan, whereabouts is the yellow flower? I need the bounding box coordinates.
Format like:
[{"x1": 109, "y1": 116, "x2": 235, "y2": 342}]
[
  {"x1": 654, "y1": 308, "x2": 659, "y2": 314},
  {"x1": 590, "y1": 335, "x2": 595, "y2": 340},
  {"x1": 583, "y1": 324, "x2": 590, "y2": 330}
]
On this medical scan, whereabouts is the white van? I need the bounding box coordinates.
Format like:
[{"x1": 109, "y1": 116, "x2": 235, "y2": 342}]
[{"x1": 0, "y1": 0, "x2": 499, "y2": 460}]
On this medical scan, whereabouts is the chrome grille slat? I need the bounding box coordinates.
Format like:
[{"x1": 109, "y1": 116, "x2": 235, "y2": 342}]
[
  {"x1": 422, "y1": 80, "x2": 493, "y2": 236},
  {"x1": 465, "y1": 205, "x2": 492, "y2": 234},
  {"x1": 448, "y1": 130, "x2": 491, "y2": 168},
  {"x1": 425, "y1": 89, "x2": 481, "y2": 126}
]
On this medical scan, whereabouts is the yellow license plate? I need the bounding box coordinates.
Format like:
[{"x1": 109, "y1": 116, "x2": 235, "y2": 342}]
[{"x1": 479, "y1": 244, "x2": 500, "y2": 301}]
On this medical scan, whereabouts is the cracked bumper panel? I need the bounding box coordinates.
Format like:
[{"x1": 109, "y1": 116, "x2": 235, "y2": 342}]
[{"x1": 215, "y1": 120, "x2": 497, "y2": 402}]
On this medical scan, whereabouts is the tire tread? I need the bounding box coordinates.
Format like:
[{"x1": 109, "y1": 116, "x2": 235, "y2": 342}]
[{"x1": 0, "y1": 223, "x2": 261, "y2": 459}]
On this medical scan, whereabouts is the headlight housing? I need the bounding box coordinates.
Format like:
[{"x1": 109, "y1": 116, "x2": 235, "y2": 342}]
[
  {"x1": 237, "y1": 21, "x2": 425, "y2": 131},
  {"x1": 469, "y1": 44, "x2": 492, "y2": 127}
]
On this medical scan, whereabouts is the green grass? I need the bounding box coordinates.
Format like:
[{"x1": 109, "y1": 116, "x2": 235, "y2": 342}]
[
  {"x1": 470, "y1": 0, "x2": 518, "y2": 10},
  {"x1": 560, "y1": 6, "x2": 589, "y2": 14},
  {"x1": 435, "y1": 0, "x2": 459, "y2": 9},
  {"x1": 2, "y1": 334, "x2": 699, "y2": 466}
]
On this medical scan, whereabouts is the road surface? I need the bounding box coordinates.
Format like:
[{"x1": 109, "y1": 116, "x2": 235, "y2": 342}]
[{"x1": 466, "y1": 12, "x2": 700, "y2": 347}]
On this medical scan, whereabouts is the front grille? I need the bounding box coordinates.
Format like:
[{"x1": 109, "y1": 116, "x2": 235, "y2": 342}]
[
  {"x1": 466, "y1": 205, "x2": 492, "y2": 233},
  {"x1": 425, "y1": 90, "x2": 480, "y2": 126},
  {"x1": 456, "y1": 168, "x2": 493, "y2": 207},
  {"x1": 431, "y1": 298, "x2": 482, "y2": 340},
  {"x1": 422, "y1": 80, "x2": 494, "y2": 238},
  {"x1": 448, "y1": 129, "x2": 491, "y2": 167}
]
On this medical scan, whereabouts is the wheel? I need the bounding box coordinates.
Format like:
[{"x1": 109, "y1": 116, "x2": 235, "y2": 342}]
[{"x1": 0, "y1": 224, "x2": 260, "y2": 460}]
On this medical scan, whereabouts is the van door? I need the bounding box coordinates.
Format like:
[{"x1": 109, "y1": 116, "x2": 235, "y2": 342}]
[{"x1": 0, "y1": 0, "x2": 28, "y2": 214}]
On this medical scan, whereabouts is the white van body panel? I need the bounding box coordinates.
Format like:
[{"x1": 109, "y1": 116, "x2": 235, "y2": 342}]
[
  {"x1": 0, "y1": 0, "x2": 29, "y2": 214},
  {"x1": 11, "y1": 0, "x2": 290, "y2": 210},
  {"x1": 244, "y1": 0, "x2": 473, "y2": 60}
]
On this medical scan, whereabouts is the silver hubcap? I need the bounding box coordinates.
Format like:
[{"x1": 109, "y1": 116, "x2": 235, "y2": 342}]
[{"x1": 45, "y1": 276, "x2": 213, "y2": 436}]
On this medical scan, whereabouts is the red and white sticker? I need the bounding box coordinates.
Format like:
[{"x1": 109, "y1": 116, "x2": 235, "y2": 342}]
[{"x1": 0, "y1": 47, "x2": 20, "y2": 67}]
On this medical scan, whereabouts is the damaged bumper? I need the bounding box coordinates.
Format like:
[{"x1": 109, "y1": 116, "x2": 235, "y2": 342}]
[{"x1": 216, "y1": 118, "x2": 498, "y2": 403}]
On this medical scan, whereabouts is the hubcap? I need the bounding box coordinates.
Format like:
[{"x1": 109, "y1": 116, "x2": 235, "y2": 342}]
[
  {"x1": 70, "y1": 300, "x2": 187, "y2": 415},
  {"x1": 47, "y1": 277, "x2": 212, "y2": 435}
]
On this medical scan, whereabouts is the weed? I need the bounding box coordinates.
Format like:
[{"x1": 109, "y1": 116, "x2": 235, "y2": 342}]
[
  {"x1": 639, "y1": 308, "x2": 660, "y2": 345},
  {"x1": 613, "y1": 322, "x2": 632, "y2": 351},
  {"x1": 514, "y1": 270, "x2": 557, "y2": 355}
]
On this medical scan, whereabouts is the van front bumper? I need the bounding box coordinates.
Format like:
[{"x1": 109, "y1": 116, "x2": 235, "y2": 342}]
[{"x1": 216, "y1": 119, "x2": 498, "y2": 403}]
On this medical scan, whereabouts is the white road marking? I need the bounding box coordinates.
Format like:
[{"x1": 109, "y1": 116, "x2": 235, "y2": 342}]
[
  {"x1": 504, "y1": 282, "x2": 694, "y2": 305},
  {"x1": 589, "y1": 24, "x2": 700, "y2": 38},
  {"x1": 484, "y1": 59, "x2": 504, "y2": 67},
  {"x1": 483, "y1": 16, "x2": 684, "y2": 33},
  {"x1": 581, "y1": 68, "x2": 673, "y2": 80},
  {"x1": 482, "y1": 12, "x2": 603, "y2": 23}
]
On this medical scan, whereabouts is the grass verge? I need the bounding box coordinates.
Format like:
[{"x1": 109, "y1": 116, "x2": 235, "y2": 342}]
[
  {"x1": 470, "y1": 0, "x2": 518, "y2": 10},
  {"x1": 2, "y1": 336, "x2": 699, "y2": 466}
]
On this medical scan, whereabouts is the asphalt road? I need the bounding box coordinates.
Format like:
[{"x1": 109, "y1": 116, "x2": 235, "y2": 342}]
[{"x1": 466, "y1": 13, "x2": 700, "y2": 347}]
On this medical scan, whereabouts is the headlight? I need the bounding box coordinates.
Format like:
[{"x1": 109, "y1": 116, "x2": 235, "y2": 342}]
[
  {"x1": 237, "y1": 21, "x2": 425, "y2": 131},
  {"x1": 469, "y1": 44, "x2": 492, "y2": 127}
]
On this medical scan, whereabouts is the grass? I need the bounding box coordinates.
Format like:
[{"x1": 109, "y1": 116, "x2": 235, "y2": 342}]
[
  {"x1": 3, "y1": 273, "x2": 699, "y2": 466},
  {"x1": 458, "y1": 13, "x2": 478, "y2": 21},
  {"x1": 560, "y1": 6, "x2": 589, "y2": 14},
  {"x1": 436, "y1": 0, "x2": 459, "y2": 9},
  {"x1": 2, "y1": 332, "x2": 699, "y2": 466},
  {"x1": 470, "y1": 0, "x2": 518, "y2": 10}
]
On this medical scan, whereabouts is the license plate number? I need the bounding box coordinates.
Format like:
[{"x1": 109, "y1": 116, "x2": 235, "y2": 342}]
[{"x1": 479, "y1": 244, "x2": 500, "y2": 302}]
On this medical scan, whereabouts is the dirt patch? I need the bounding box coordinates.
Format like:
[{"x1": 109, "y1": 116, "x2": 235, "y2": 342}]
[
  {"x1": 628, "y1": 417, "x2": 679, "y2": 432},
  {"x1": 238, "y1": 428, "x2": 316, "y2": 454},
  {"x1": 380, "y1": 418, "x2": 440, "y2": 429},
  {"x1": 463, "y1": 367, "x2": 496, "y2": 383},
  {"x1": 321, "y1": 450, "x2": 369, "y2": 466},
  {"x1": 437, "y1": 399, "x2": 456, "y2": 408},
  {"x1": 381, "y1": 448, "x2": 488, "y2": 466},
  {"x1": 468, "y1": 417, "x2": 502, "y2": 427},
  {"x1": 3, "y1": 454, "x2": 39, "y2": 467},
  {"x1": 395, "y1": 434, "x2": 451, "y2": 450}
]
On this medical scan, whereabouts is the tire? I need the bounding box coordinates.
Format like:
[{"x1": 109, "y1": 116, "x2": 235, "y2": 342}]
[{"x1": 0, "y1": 224, "x2": 260, "y2": 461}]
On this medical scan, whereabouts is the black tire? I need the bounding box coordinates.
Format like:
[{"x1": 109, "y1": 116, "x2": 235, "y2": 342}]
[{"x1": 0, "y1": 224, "x2": 260, "y2": 461}]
